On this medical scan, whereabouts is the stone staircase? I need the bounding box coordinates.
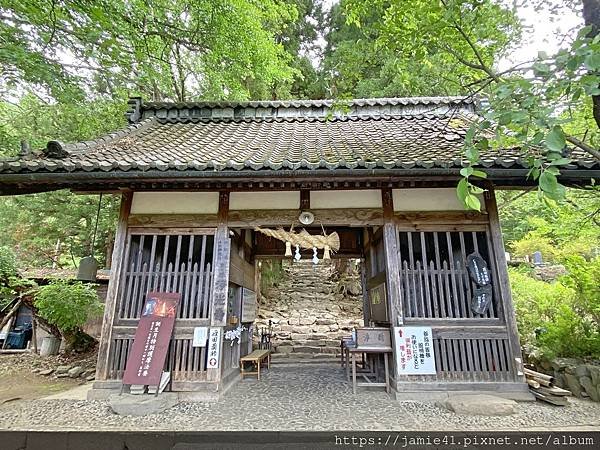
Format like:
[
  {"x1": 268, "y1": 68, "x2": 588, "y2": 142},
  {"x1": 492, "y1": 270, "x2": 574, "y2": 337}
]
[{"x1": 255, "y1": 260, "x2": 363, "y2": 361}]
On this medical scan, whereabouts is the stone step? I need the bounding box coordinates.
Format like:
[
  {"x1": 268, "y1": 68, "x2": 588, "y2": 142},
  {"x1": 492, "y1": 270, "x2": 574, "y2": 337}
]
[{"x1": 271, "y1": 353, "x2": 340, "y2": 365}]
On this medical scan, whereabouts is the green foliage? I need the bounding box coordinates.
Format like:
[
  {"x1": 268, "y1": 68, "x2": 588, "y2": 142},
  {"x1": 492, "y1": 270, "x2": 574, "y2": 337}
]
[
  {"x1": 499, "y1": 188, "x2": 600, "y2": 261},
  {"x1": 333, "y1": 0, "x2": 520, "y2": 98},
  {"x1": 34, "y1": 280, "x2": 103, "y2": 333},
  {"x1": 0, "y1": 246, "x2": 17, "y2": 286},
  {"x1": 0, "y1": 94, "x2": 128, "y2": 157},
  {"x1": 0, "y1": 0, "x2": 298, "y2": 101},
  {"x1": 561, "y1": 255, "x2": 600, "y2": 327},
  {"x1": 0, "y1": 191, "x2": 119, "y2": 268},
  {"x1": 342, "y1": 0, "x2": 600, "y2": 206},
  {"x1": 260, "y1": 260, "x2": 286, "y2": 291},
  {"x1": 510, "y1": 266, "x2": 600, "y2": 359}
]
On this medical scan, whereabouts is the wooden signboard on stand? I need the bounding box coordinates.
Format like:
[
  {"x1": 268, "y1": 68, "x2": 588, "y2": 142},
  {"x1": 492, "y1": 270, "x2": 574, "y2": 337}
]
[{"x1": 122, "y1": 292, "x2": 180, "y2": 393}]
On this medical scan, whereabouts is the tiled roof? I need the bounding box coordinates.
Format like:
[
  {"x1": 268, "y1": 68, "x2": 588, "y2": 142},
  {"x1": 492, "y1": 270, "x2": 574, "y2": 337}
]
[{"x1": 0, "y1": 97, "x2": 597, "y2": 175}]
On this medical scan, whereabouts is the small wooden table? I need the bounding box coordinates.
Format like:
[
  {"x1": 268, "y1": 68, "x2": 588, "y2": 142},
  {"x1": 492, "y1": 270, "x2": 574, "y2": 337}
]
[
  {"x1": 240, "y1": 349, "x2": 271, "y2": 380},
  {"x1": 349, "y1": 346, "x2": 392, "y2": 394}
]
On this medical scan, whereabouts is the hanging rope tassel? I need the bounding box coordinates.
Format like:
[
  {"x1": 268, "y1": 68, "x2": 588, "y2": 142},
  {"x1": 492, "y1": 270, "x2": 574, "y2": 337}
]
[
  {"x1": 323, "y1": 245, "x2": 331, "y2": 260},
  {"x1": 285, "y1": 241, "x2": 292, "y2": 257}
]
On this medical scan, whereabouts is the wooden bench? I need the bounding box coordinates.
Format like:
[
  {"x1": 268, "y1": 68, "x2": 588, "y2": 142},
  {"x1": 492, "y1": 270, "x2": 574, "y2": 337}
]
[{"x1": 240, "y1": 349, "x2": 271, "y2": 380}]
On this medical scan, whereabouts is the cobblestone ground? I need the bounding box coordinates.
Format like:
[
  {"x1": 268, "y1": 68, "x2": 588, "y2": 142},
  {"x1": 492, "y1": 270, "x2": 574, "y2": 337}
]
[{"x1": 1, "y1": 363, "x2": 600, "y2": 431}]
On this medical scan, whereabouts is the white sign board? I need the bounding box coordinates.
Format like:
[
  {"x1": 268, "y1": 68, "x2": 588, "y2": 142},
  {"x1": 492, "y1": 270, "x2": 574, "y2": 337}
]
[
  {"x1": 192, "y1": 327, "x2": 208, "y2": 347},
  {"x1": 241, "y1": 288, "x2": 257, "y2": 322},
  {"x1": 207, "y1": 328, "x2": 222, "y2": 369},
  {"x1": 393, "y1": 326, "x2": 436, "y2": 375}
]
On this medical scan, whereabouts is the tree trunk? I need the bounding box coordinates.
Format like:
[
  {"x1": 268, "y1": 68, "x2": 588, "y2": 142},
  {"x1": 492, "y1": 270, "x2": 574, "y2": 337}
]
[{"x1": 583, "y1": 0, "x2": 600, "y2": 129}]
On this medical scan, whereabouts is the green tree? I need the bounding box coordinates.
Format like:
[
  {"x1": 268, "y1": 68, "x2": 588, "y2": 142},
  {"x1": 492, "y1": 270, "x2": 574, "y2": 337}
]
[
  {"x1": 343, "y1": 0, "x2": 599, "y2": 209},
  {"x1": 35, "y1": 279, "x2": 103, "y2": 352},
  {"x1": 499, "y1": 188, "x2": 600, "y2": 260},
  {"x1": 325, "y1": 0, "x2": 520, "y2": 98},
  {"x1": 0, "y1": 0, "x2": 298, "y2": 101}
]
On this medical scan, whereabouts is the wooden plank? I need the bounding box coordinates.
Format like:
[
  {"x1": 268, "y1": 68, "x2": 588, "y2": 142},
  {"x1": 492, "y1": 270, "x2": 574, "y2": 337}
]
[
  {"x1": 406, "y1": 231, "x2": 418, "y2": 316},
  {"x1": 477, "y1": 339, "x2": 490, "y2": 381},
  {"x1": 446, "y1": 232, "x2": 463, "y2": 318},
  {"x1": 428, "y1": 261, "x2": 439, "y2": 318},
  {"x1": 159, "y1": 235, "x2": 170, "y2": 291},
  {"x1": 148, "y1": 235, "x2": 158, "y2": 293},
  {"x1": 120, "y1": 258, "x2": 134, "y2": 320},
  {"x1": 484, "y1": 339, "x2": 496, "y2": 381},
  {"x1": 97, "y1": 191, "x2": 132, "y2": 381},
  {"x1": 420, "y1": 232, "x2": 432, "y2": 317},
  {"x1": 128, "y1": 234, "x2": 145, "y2": 319},
  {"x1": 202, "y1": 263, "x2": 212, "y2": 319},
  {"x1": 196, "y1": 235, "x2": 208, "y2": 318},
  {"x1": 433, "y1": 232, "x2": 446, "y2": 318},
  {"x1": 393, "y1": 211, "x2": 489, "y2": 227},
  {"x1": 402, "y1": 261, "x2": 412, "y2": 317},
  {"x1": 458, "y1": 232, "x2": 474, "y2": 319},
  {"x1": 442, "y1": 261, "x2": 454, "y2": 319}
]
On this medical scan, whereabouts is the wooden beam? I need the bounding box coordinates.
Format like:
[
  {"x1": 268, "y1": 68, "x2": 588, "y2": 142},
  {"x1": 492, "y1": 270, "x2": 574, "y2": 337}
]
[
  {"x1": 485, "y1": 186, "x2": 526, "y2": 383},
  {"x1": 228, "y1": 208, "x2": 384, "y2": 227},
  {"x1": 300, "y1": 190, "x2": 310, "y2": 210},
  {"x1": 96, "y1": 191, "x2": 133, "y2": 381},
  {"x1": 129, "y1": 209, "x2": 385, "y2": 228}
]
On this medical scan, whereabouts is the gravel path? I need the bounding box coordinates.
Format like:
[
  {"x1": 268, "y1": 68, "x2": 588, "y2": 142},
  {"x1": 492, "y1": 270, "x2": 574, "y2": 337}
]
[{"x1": 1, "y1": 363, "x2": 599, "y2": 431}]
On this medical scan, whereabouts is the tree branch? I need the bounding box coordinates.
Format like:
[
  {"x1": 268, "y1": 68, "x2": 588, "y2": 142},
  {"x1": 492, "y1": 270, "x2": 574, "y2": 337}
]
[{"x1": 565, "y1": 136, "x2": 600, "y2": 161}]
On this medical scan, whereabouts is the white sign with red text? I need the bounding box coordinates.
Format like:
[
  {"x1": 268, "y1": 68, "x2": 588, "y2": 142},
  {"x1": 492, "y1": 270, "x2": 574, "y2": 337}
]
[{"x1": 393, "y1": 327, "x2": 436, "y2": 375}]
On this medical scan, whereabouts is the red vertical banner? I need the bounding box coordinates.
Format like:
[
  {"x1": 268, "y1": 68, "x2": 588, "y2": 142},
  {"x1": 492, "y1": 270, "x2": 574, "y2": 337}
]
[{"x1": 123, "y1": 292, "x2": 180, "y2": 387}]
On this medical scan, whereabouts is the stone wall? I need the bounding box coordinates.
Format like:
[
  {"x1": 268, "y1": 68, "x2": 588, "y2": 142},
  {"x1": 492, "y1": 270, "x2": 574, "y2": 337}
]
[
  {"x1": 534, "y1": 358, "x2": 600, "y2": 402},
  {"x1": 255, "y1": 260, "x2": 363, "y2": 357}
]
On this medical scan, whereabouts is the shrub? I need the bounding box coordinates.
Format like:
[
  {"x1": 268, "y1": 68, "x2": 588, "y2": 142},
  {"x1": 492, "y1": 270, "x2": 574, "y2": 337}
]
[
  {"x1": 510, "y1": 267, "x2": 600, "y2": 359},
  {"x1": 0, "y1": 246, "x2": 17, "y2": 287},
  {"x1": 35, "y1": 279, "x2": 103, "y2": 334}
]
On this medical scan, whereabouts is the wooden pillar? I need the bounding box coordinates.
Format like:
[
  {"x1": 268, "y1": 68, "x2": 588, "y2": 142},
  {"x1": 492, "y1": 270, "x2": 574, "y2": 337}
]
[
  {"x1": 381, "y1": 189, "x2": 403, "y2": 327},
  {"x1": 96, "y1": 191, "x2": 132, "y2": 381},
  {"x1": 208, "y1": 191, "x2": 230, "y2": 383},
  {"x1": 485, "y1": 186, "x2": 525, "y2": 382}
]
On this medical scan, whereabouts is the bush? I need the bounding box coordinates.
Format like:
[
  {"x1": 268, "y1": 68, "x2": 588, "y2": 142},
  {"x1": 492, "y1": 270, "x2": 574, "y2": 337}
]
[
  {"x1": 35, "y1": 279, "x2": 103, "y2": 334},
  {"x1": 0, "y1": 246, "x2": 17, "y2": 287},
  {"x1": 510, "y1": 267, "x2": 600, "y2": 359}
]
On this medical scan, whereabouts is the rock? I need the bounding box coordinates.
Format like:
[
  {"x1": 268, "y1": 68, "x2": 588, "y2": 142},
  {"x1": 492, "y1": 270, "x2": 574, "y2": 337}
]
[
  {"x1": 316, "y1": 319, "x2": 335, "y2": 326},
  {"x1": 86, "y1": 375, "x2": 95, "y2": 381},
  {"x1": 575, "y1": 365, "x2": 590, "y2": 378},
  {"x1": 440, "y1": 394, "x2": 517, "y2": 416},
  {"x1": 277, "y1": 345, "x2": 294, "y2": 354},
  {"x1": 68, "y1": 366, "x2": 85, "y2": 378},
  {"x1": 299, "y1": 317, "x2": 315, "y2": 326},
  {"x1": 55, "y1": 365, "x2": 71, "y2": 375},
  {"x1": 56, "y1": 373, "x2": 70, "y2": 378},
  {"x1": 564, "y1": 373, "x2": 584, "y2": 398},
  {"x1": 81, "y1": 369, "x2": 96, "y2": 378},
  {"x1": 579, "y1": 377, "x2": 600, "y2": 402},
  {"x1": 293, "y1": 346, "x2": 321, "y2": 354},
  {"x1": 588, "y1": 366, "x2": 600, "y2": 386},
  {"x1": 109, "y1": 393, "x2": 179, "y2": 416},
  {"x1": 38, "y1": 369, "x2": 54, "y2": 376}
]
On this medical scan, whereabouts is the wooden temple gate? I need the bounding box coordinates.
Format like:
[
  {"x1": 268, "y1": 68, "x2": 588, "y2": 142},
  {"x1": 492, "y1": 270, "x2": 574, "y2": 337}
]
[{"x1": 93, "y1": 187, "x2": 526, "y2": 399}]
